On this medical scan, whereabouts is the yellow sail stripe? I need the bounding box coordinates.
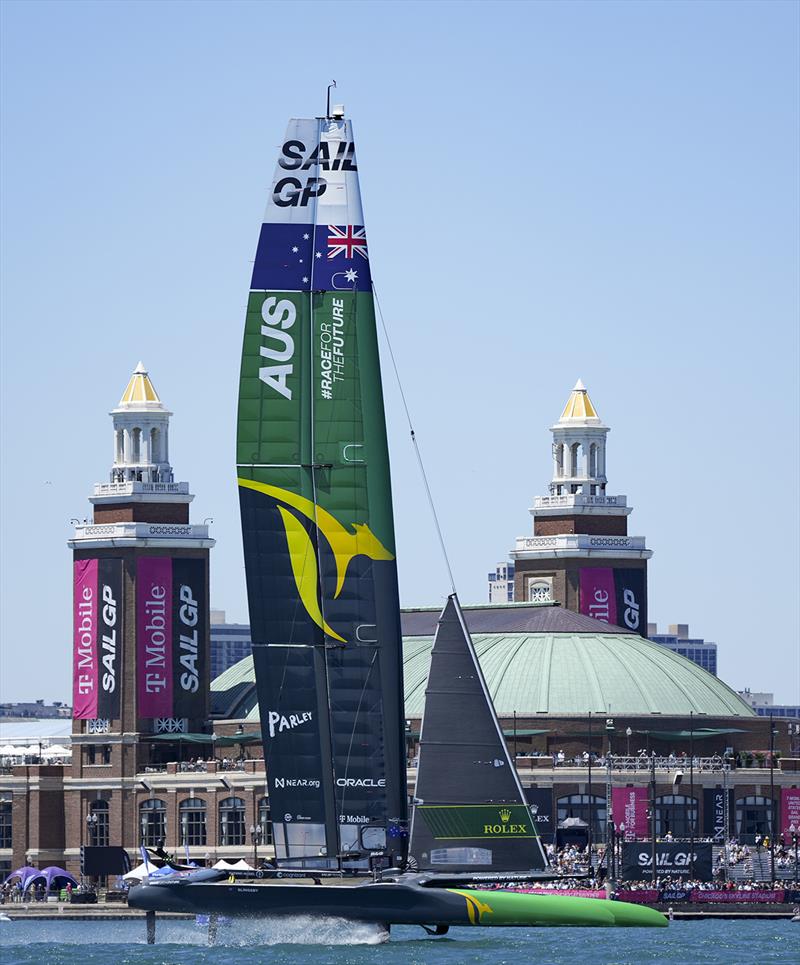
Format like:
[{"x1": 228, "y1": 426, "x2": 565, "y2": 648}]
[
  {"x1": 276, "y1": 507, "x2": 346, "y2": 643},
  {"x1": 237, "y1": 477, "x2": 394, "y2": 599}
]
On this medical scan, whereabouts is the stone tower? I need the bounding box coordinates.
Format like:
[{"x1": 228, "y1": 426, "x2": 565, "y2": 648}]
[
  {"x1": 510, "y1": 381, "x2": 652, "y2": 633},
  {"x1": 65, "y1": 364, "x2": 214, "y2": 866}
]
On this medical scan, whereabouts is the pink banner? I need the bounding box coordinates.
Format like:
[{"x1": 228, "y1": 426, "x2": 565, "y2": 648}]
[
  {"x1": 612, "y1": 787, "x2": 649, "y2": 839},
  {"x1": 617, "y1": 890, "x2": 660, "y2": 904},
  {"x1": 517, "y1": 889, "x2": 606, "y2": 899},
  {"x1": 73, "y1": 559, "x2": 99, "y2": 719},
  {"x1": 579, "y1": 568, "x2": 617, "y2": 625},
  {"x1": 781, "y1": 787, "x2": 800, "y2": 841},
  {"x1": 137, "y1": 557, "x2": 173, "y2": 717},
  {"x1": 692, "y1": 890, "x2": 785, "y2": 903}
]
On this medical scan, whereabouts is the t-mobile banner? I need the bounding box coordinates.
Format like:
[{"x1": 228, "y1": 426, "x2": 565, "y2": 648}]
[
  {"x1": 781, "y1": 787, "x2": 800, "y2": 841},
  {"x1": 579, "y1": 568, "x2": 617, "y2": 625},
  {"x1": 613, "y1": 569, "x2": 646, "y2": 636},
  {"x1": 611, "y1": 787, "x2": 649, "y2": 840},
  {"x1": 703, "y1": 787, "x2": 732, "y2": 841},
  {"x1": 171, "y1": 558, "x2": 206, "y2": 720},
  {"x1": 73, "y1": 560, "x2": 99, "y2": 719},
  {"x1": 137, "y1": 557, "x2": 173, "y2": 717}
]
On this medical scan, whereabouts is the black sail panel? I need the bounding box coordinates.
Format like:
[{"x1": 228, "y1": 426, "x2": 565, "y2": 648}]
[{"x1": 410, "y1": 595, "x2": 548, "y2": 872}]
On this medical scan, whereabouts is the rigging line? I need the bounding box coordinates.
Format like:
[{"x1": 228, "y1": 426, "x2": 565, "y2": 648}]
[{"x1": 371, "y1": 282, "x2": 457, "y2": 595}]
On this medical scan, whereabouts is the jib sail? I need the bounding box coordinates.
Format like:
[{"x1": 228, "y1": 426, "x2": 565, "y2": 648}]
[
  {"x1": 409, "y1": 595, "x2": 548, "y2": 872},
  {"x1": 236, "y1": 116, "x2": 407, "y2": 867}
]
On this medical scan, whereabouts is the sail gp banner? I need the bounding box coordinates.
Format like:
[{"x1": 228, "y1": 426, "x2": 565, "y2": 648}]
[
  {"x1": 73, "y1": 559, "x2": 122, "y2": 720},
  {"x1": 580, "y1": 568, "x2": 646, "y2": 635},
  {"x1": 136, "y1": 557, "x2": 206, "y2": 719}
]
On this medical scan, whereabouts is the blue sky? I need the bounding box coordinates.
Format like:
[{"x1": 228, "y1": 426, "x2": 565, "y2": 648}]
[{"x1": 1, "y1": 0, "x2": 798, "y2": 704}]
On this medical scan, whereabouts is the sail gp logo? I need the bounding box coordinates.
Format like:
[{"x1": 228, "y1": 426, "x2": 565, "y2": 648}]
[
  {"x1": 237, "y1": 478, "x2": 394, "y2": 645},
  {"x1": 267, "y1": 709, "x2": 312, "y2": 738}
]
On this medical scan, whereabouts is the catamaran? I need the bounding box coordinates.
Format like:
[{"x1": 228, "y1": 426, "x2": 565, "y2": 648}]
[{"x1": 128, "y1": 104, "x2": 666, "y2": 938}]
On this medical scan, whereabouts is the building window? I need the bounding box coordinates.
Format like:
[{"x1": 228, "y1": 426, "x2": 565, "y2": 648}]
[
  {"x1": 219, "y1": 797, "x2": 246, "y2": 847},
  {"x1": 140, "y1": 799, "x2": 167, "y2": 848},
  {"x1": 527, "y1": 578, "x2": 552, "y2": 603},
  {"x1": 131, "y1": 427, "x2": 141, "y2": 462},
  {"x1": 89, "y1": 800, "x2": 109, "y2": 847},
  {"x1": 654, "y1": 795, "x2": 698, "y2": 838},
  {"x1": 0, "y1": 801, "x2": 11, "y2": 849},
  {"x1": 569, "y1": 443, "x2": 579, "y2": 477},
  {"x1": 179, "y1": 798, "x2": 207, "y2": 847},
  {"x1": 258, "y1": 797, "x2": 273, "y2": 846},
  {"x1": 735, "y1": 795, "x2": 775, "y2": 840},
  {"x1": 557, "y1": 793, "x2": 607, "y2": 842}
]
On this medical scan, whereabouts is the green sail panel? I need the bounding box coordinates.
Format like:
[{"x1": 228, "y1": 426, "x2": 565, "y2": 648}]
[{"x1": 237, "y1": 117, "x2": 407, "y2": 867}]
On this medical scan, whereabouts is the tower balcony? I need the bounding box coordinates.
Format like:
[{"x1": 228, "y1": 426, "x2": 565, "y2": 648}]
[
  {"x1": 512, "y1": 533, "x2": 651, "y2": 560},
  {"x1": 68, "y1": 521, "x2": 214, "y2": 549},
  {"x1": 93, "y1": 481, "x2": 190, "y2": 497},
  {"x1": 532, "y1": 494, "x2": 632, "y2": 517}
]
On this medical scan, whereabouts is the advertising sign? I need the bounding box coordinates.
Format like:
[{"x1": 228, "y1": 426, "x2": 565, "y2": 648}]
[
  {"x1": 692, "y1": 890, "x2": 784, "y2": 903},
  {"x1": 525, "y1": 788, "x2": 555, "y2": 843},
  {"x1": 137, "y1": 557, "x2": 206, "y2": 720},
  {"x1": 419, "y1": 804, "x2": 537, "y2": 840},
  {"x1": 611, "y1": 787, "x2": 649, "y2": 840},
  {"x1": 73, "y1": 559, "x2": 122, "y2": 720},
  {"x1": 781, "y1": 787, "x2": 800, "y2": 841},
  {"x1": 579, "y1": 568, "x2": 647, "y2": 636},
  {"x1": 703, "y1": 787, "x2": 732, "y2": 841},
  {"x1": 621, "y1": 842, "x2": 713, "y2": 881},
  {"x1": 579, "y1": 568, "x2": 617, "y2": 625}
]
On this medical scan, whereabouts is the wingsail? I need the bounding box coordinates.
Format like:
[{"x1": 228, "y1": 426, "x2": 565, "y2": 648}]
[
  {"x1": 236, "y1": 117, "x2": 407, "y2": 867},
  {"x1": 409, "y1": 595, "x2": 549, "y2": 872}
]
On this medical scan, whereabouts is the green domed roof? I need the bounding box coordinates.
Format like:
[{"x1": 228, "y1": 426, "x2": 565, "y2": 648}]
[
  {"x1": 212, "y1": 629, "x2": 755, "y2": 721},
  {"x1": 402, "y1": 632, "x2": 755, "y2": 718}
]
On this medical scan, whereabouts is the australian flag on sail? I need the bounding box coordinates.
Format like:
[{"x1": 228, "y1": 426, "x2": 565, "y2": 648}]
[{"x1": 251, "y1": 223, "x2": 372, "y2": 292}]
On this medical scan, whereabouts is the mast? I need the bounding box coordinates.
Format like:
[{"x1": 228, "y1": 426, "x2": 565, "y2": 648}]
[{"x1": 236, "y1": 112, "x2": 407, "y2": 869}]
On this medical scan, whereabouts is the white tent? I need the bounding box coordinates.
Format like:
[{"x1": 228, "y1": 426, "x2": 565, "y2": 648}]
[
  {"x1": 213, "y1": 858, "x2": 254, "y2": 871},
  {"x1": 42, "y1": 744, "x2": 71, "y2": 758},
  {"x1": 122, "y1": 863, "x2": 151, "y2": 882}
]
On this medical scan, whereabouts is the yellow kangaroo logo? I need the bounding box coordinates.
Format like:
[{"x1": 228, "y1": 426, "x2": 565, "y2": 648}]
[
  {"x1": 450, "y1": 890, "x2": 494, "y2": 925},
  {"x1": 238, "y1": 478, "x2": 394, "y2": 643}
]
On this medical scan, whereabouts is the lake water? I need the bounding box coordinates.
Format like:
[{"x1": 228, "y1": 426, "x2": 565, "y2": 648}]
[{"x1": 0, "y1": 918, "x2": 796, "y2": 964}]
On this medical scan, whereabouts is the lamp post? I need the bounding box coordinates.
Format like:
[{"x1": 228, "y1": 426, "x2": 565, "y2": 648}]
[
  {"x1": 689, "y1": 711, "x2": 695, "y2": 880},
  {"x1": 790, "y1": 824, "x2": 798, "y2": 886},
  {"x1": 605, "y1": 718, "x2": 614, "y2": 874},
  {"x1": 587, "y1": 712, "x2": 593, "y2": 869},
  {"x1": 618, "y1": 821, "x2": 625, "y2": 881},
  {"x1": 86, "y1": 811, "x2": 98, "y2": 846},
  {"x1": 769, "y1": 714, "x2": 777, "y2": 884},
  {"x1": 626, "y1": 726, "x2": 632, "y2": 758},
  {"x1": 649, "y1": 752, "x2": 657, "y2": 886},
  {"x1": 249, "y1": 823, "x2": 263, "y2": 868}
]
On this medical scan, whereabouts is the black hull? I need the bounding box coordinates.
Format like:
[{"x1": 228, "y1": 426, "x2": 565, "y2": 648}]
[{"x1": 127, "y1": 875, "x2": 667, "y2": 928}]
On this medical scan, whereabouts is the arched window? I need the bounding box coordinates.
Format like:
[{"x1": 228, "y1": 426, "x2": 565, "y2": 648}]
[
  {"x1": 257, "y1": 797, "x2": 273, "y2": 846},
  {"x1": 150, "y1": 427, "x2": 160, "y2": 464},
  {"x1": 589, "y1": 443, "x2": 598, "y2": 477},
  {"x1": 219, "y1": 797, "x2": 246, "y2": 847},
  {"x1": 131, "y1": 427, "x2": 141, "y2": 462},
  {"x1": 115, "y1": 430, "x2": 124, "y2": 464},
  {"x1": 0, "y1": 800, "x2": 11, "y2": 849},
  {"x1": 557, "y1": 793, "x2": 607, "y2": 842},
  {"x1": 179, "y1": 798, "x2": 207, "y2": 847},
  {"x1": 569, "y1": 443, "x2": 580, "y2": 477},
  {"x1": 554, "y1": 444, "x2": 564, "y2": 478},
  {"x1": 139, "y1": 798, "x2": 166, "y2": 848},
  {"x1": 654, "y1": 794, "x2": 698, "y2": 838},
  {"x1": 89, "y1": 799, "x2": 109, "y2": 847},
  {"x1": 735, "y1": 795, "x2": 774, "y2": 839},
  {"x1": 527, "y1": 578, "x2": 552, "y2": 603}
]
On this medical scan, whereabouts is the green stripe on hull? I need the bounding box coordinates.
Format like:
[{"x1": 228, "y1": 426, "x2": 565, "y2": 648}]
[{"x1": 448, "y1": 889, "x2": 667, "y2": 927}]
